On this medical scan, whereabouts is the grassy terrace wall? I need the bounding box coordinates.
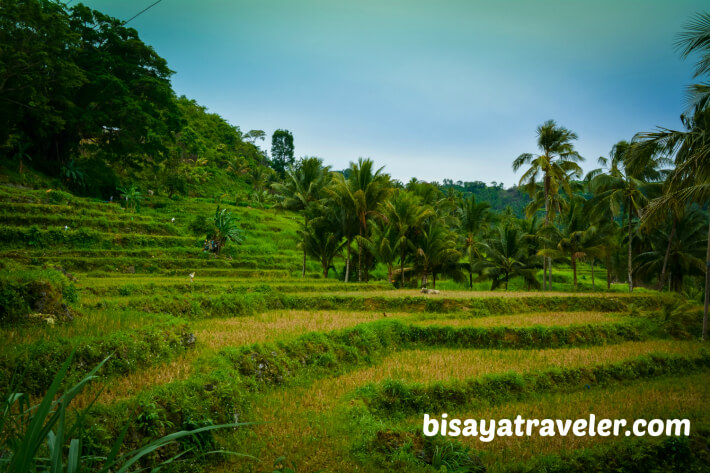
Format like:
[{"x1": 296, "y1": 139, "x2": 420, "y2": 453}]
[{"x1": 88, "y1": 291, "x2": 675, "y2": 318}]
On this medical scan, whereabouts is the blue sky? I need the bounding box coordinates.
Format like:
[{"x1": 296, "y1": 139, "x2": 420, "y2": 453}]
[{"x1": 82, "y1": 0, "x2": 707, "y2": 186}]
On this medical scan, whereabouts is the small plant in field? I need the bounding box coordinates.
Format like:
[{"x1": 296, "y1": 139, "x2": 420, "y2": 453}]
[
  {"x1": 210, "y1": 206, "x2": 245, "y2": 254},
  {"x1": 118, "y1": 184, "x2": 142, "y2": 212}
]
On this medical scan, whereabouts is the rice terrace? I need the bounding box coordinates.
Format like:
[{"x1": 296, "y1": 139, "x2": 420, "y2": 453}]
[{"x1": 1, "y1": 1, "x2": 710, "y2": 473}]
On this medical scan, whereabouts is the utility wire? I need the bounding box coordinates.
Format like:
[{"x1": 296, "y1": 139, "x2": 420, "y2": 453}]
[{"x1": 123, "y1": 0, "x2": 163, "y2": 25}]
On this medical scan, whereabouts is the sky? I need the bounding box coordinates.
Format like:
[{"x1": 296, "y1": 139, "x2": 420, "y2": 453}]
[{"x1": 81, "y1": 0, "x2": 707, "y2": 187}]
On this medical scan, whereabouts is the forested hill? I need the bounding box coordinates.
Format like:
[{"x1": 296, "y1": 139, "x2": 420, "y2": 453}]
[
  {"x1": 440, "y1": 180, "x2": 531, "y2": 216},
  {"x1": 0, "y1": 0, "x2": 271, "y2": 200}
]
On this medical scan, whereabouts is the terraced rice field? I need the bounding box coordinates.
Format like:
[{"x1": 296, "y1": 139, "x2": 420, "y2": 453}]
[{"x1": 2, "y1": 186, "x2": 708, "y2": 472}]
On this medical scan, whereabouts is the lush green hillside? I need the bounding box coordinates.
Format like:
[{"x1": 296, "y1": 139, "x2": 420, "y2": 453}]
[{"x1": 1, "y1": 184, "x2": 708, "y2": 472}]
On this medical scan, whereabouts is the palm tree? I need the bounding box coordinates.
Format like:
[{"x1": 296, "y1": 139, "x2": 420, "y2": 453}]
[
  {"x1": 635, "y1": 207, "x2": 707, "y2": 292},
  {"x1": 513, "y1": 120, "x2": 584, "y2": 290},
  {"x1": 676, "y1": 12, "x2": 710, "y2": 110},
  {"x1": 226, "y1": 156, "x2": 249, "y2": 177},
  {"x1": 637, "y1": 13, "x2": 710, "y2": 338},
  {"x1": 638, "y1": 106, "x2": 710, "y2": 338},
  {"x1": 380, "y1": 190, "x2": 433, "y2": 287},
  {"x1": 303, "y1": 214, "x2": 345, "y2": 279},
  {"x1": 368, "y1": 220, "x2": 396, "y2": 283},
  {"x1": 330, "y1": 158, "x2": 391, "y2": 282},
  {"x1": 524, "y1": 184, "x2": 576, "y2": 289},
  {"x1": 414, "y1": 218, "x2": 461, "y2": 289},
  {"x1": 587, "y1": 141, "x2": 663, "y2": 292},
  {"x1": 540, "y1": 197, "x2": 609, "y2": 290},
  {"x1": 481, "y1": 224, "x2": 539, "y2": 291},
  {"x1": 272, "y1": 157, "x2": 331, "y2": 277},
  {"x1": 456, "y1": 194, "x2": 491, "y2": 289}
]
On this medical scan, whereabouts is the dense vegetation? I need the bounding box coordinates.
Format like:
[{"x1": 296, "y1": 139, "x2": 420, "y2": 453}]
[{"x1": 1, "y1": 2, "x2": 709, "y2": 473}]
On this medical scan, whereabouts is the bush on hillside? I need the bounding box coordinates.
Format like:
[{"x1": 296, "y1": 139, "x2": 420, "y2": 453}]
[{"x1": 0, "y1": 269, "x2": 77, "y2": 323}]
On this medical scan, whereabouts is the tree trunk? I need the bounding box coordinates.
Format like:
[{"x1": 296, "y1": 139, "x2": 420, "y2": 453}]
[
  {"x1": 548, "y1": 258, "x2": 552, "y2": 290},
  {"x1": 606, "y1": 254, "x2": 611, "y2": 290},
  {"x1": 345, "y1": 239, "x2": 351, "y2": 283},
  {"x1": 387, "y1": 264, "x2": 392, "y2": 284},
  {"x1": 302, "y1": 215, "x2": 308, "y2": 278},
  {"x1": 357, "y1": 227, "x2": 363, "y2": 282},
  {"x1": 572, "y1": 255, "x2": 577, "y2": 291},
  {"x1": 703, "y1": 218, "x2": 710, "y2": 341},
  {"x1": 542, "y1": 256, "x2": 547, "y2": 291},
  {"x1": 627, "y1": 205, "x2": 633, "y2": 292},
  {"x1": 469, "y1": 271, "x2": 473, "y2": 290},
  {"x1": 542, "y1": 179, "x2": 552, "y2": 291},
  {"x1": 657, "y1": 217, "x2": 676, "y2": 292},
  {"x1": 323, "y1": 265, "x2": 329, "y2": 278},
  {"x1": 421, "y1": 270, "x2": 427, "y2": 289},
  {"x1": 401, "y1": 248, "x2": 406, "y2": 287}
]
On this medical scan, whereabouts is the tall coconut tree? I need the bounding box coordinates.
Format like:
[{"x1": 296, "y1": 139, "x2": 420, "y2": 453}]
[
  {"x1": 380, "y1": 190, "x2": 433, "y2": 287},
  {"x1": 414, "y1": 218, "x2": 461, "y2": 289},
  {"x1": 513, "y1": 120, "x2": 584, "y2": 290},
  {"x1": 368, "y1": 220, "x2": 396, "y2": 283},
  {"x1": 635, "y1": 206, "x2": 707, "y2": 292},
  {"x1": 637, "y1": 12, "x2": 710, "y2": 338},
  {"x1": 456, "y1": 194, "x2": 491, "y2": 289},
  {"x1": 331, "y1": 158, "x2": 391, "y2": 282},
  {"x1": 587, "y1": 141, "x2": 664, "y2": 292},
  {"x1": 539, "y1": 197, "x2": 610, "y2": 291},
  {"x1": 638, "y1": 107, "x2": 710, "y2": 338},
  {"x1": 303, "y1": 212, "x2": 346, "y2": 279},
  {"x1": 272, "y1": 157, "x2": 331, "y2": 277}
]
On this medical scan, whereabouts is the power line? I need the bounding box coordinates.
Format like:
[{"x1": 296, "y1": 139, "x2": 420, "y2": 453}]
[{"x1": 123, "y1": 0, "x2": 163, "y2": 25}]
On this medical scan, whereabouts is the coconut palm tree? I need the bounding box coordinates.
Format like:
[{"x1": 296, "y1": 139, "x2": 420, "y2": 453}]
[
  {"x1": 303, "y1": 212, "x2": 345, "y2": 279},
  {"x1": 380, "y1": 190, "x2": 433, "y2": 287},
  {"x1": 456, "y1": 194, "x2": 491, "y2": 289},
  {"x1": 513, "y1": 120, "x2": 584, "y2": 290},
  {"x1": 368, "y1": 220, "x2": 396, "y2": 283},
  {"x1": 638, "y1": 106, "x2": 710, "y2": 337},
  {"x1": 414, "y1": 218, "x2": 461, "y2": 289},
  {"x1": 481, "y1": 224, "x2": 539, "y2": 291},
  {"x1": 636, "y1": 12, "x2": 710, "y2": 337},
  {"x1": 676, "y1": 12, "x2": 710, "y2": 110},
  {"x1": 330, "y1": 158, "x2": 391, "y2": 282},
  {"x1": 635, "y1": 207, "x2": 707, "y2": 292},
  {"x1": 540, "y1": 197, "x2": 611, "y2": 291},
  {"x1": 272, "y1": 157, "x2": 331, "y2": 277},
  {"x1": 587, "y1": 141, "x2": 664, "y2": 292}
]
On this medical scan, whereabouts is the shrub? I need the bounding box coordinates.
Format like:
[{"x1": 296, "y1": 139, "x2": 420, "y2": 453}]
[{"x1": 0, "y1": 269, "x2": 77, "y2": 323}]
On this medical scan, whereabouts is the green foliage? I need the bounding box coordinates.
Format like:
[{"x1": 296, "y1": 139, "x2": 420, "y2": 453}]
[
  {"x1": 210, "y1": 207, "x2": 245, "y2": 254},
  {"x1": 0, "y1": 353, "x2": 244, "y2": 473},
  {"x1": 270, "y1": 129, "x2": 295, "y2": 178},
  {"x1": 118, "y1": 184, "x2": 143, "y2": 212},
  {"x1": 0, "y1": 321, "x2": 194, "y2": 394},
  {"x1": 0, "y1": 269, "x2": 77, "y2": 323}
]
